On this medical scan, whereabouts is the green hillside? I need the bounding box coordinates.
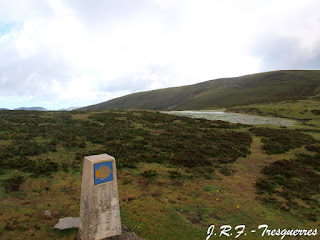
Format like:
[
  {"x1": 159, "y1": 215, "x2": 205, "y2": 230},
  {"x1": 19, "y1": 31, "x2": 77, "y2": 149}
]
[{"x1": 80, "y1": 70, "x2": 320, "y2": 111}]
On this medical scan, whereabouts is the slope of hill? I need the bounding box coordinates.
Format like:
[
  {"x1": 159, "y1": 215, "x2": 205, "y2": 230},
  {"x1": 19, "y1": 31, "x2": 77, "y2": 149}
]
[{"x1": 79, "y1": 70, "x2": 320, "y2": 111}]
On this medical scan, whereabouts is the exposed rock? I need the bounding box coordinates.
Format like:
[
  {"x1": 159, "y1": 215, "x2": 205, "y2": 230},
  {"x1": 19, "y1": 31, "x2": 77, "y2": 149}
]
[
  {"x1": 54, "y1": 217, "x2": 80, "y2": 230},
  {"x1": 44, "y1": 210, "x2": 51, "y2": 217}
]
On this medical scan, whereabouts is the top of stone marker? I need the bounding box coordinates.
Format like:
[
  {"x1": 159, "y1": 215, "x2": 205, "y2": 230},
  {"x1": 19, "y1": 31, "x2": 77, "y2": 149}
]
[{"x1": 84, "y1": 154, "x2": 115, "y2": 163}]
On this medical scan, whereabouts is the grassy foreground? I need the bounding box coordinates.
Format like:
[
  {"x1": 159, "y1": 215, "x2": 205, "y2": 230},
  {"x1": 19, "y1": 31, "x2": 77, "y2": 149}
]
[{"x1": 0, "y1": 107, "x2": 319, "y2": 240}]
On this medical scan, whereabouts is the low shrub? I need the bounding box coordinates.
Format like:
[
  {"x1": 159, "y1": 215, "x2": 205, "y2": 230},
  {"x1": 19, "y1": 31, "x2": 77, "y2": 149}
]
[
  {"x1": 3, "y1": 174, "x2": 24, "y2": 193},
  {"x1": 140, "y1": 170, "x2": 158, "y2": 179},
  {"x1": 219, "y1": 166, "x2": 235, "y2": 176},
  {"x1": 256, "y1": 154, "x2": 320, "y2": 221},
  {"x1": 250, "y1": 127, "x2": 316, "y2": 154},
  {"x1": 305, "y1": 144, "x2": 320, "y2": 153},
  {"x1": 168, "y1": 170, "x2": 183, "y2": 179},
  {"x1": 31, "y1": 159, "x2": 59, "y2": 177},
  {"x1": 0, "y1": 109, "x2": 253, "y2": 179},
  {"x1": 311, "y1": 109, "x2": 320, "y2": 115}
]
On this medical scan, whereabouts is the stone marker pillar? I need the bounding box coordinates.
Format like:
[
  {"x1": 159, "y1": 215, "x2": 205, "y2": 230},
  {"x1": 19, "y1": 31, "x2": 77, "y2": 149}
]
[{"x1": 79, "y1": 154, "x2": 122, "y2": 240}]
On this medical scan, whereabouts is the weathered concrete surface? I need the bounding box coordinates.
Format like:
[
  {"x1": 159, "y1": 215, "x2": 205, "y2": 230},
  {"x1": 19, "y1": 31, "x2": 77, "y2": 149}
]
[
  {"x1": 79, "y1": 154, "x2": 122, "y2": 240},
  {"x1": 54, "y1": 217, "x2": 80, "y2": 230}
]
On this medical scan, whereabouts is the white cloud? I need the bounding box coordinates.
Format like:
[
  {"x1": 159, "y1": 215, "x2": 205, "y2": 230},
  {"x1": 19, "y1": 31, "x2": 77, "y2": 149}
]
[{"x1": 0, "y1": 0, "x2": 319, "y2": 109}]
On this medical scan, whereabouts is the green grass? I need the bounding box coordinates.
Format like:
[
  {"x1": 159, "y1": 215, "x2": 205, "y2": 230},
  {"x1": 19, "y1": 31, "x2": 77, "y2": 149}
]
[
  {"x1": 0, "y1": 109, "x2": 319, "y2": 239},
  {"x1": 230, "y1": 99, "x2": 320, "y2": 128}
]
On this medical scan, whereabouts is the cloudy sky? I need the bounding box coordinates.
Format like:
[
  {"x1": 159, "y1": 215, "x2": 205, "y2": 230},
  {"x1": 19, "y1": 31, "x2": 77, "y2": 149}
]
[{"x1": 0, "y1": 0, "x2": 320, "y2": 110}]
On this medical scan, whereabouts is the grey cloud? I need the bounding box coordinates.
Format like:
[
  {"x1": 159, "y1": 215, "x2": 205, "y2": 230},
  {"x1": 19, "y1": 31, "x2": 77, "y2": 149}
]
[
  {"x1": 0, "y1": 51, "x2": 71, "y2": 97},
  {"x1": 100, "y1": 64, "x2": 174, "y2": 93},
  {"x1": 251, "y1": 35, "x2": 320, "y2": 70},
  {"x1": 101, "y1": 74, "x2": 155, "y2": 93},
  {"x1": 65, "y1": 0, "x2": 150, "y2": 26},
  {"x1": 64, "y1": 0, "x2": 181, "y2": 30}
]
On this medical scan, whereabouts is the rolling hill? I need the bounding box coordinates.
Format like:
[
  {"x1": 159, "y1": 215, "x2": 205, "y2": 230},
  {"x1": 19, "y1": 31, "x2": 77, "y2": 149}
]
[{"x1": 79, "y1": 70, "x2": 320, "y2": 111}]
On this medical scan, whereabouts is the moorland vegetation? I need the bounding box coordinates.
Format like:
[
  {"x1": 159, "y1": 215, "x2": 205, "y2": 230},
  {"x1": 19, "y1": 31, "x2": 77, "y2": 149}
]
[{"x1": 0, "y1": 107, "x2": 319, "y2": 239}]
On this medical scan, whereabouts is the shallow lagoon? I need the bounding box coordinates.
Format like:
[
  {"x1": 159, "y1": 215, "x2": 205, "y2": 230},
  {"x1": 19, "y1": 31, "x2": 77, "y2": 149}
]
[{"x1": 162, "y1": 110, "x2": 296, "y2": 126}]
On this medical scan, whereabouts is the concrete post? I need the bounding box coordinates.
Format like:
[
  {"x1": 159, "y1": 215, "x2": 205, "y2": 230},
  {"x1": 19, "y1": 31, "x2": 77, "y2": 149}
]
[{"x1": 79, "y1": 154, "x2": 122, "y2": 240}]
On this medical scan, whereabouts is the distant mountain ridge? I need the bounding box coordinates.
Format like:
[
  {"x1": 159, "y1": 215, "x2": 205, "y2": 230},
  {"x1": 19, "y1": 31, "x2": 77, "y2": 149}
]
[
  {"x1": 2, "y1": 107, "x2": 81, "y2": 111},
  {"x1": 14, "y1": 107, "x2": 48, "y2": 111},
  {"x1": 58, "y1": 107, "x2": 80, "y2": 111},
  {"x1": 79, "y1": 70, "x2": 320, "y2": 111}
]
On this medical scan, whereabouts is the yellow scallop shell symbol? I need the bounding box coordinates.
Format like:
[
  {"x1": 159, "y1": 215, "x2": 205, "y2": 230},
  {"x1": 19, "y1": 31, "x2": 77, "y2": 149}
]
[{"x1": 95, "y1": 165, "x2": 112, "y2": 180}]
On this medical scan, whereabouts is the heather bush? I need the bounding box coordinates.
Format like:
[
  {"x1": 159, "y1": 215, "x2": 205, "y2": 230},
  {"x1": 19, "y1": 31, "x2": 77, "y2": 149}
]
[{"x1": 3, "y1": 174, "x2": 24, "y2": 193}]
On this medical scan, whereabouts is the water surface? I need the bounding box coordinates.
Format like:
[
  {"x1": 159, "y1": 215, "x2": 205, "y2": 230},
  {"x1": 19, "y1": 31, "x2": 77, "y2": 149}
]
[{"x1": 162, "y1": 110, "x2": 295, "y2": 126}]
